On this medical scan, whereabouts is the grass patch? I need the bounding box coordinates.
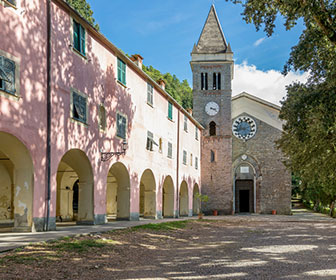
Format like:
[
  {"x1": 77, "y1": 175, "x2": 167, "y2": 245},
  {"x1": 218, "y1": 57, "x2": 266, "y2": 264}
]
[
  {"x1": 132, "y1": 221, "x2": 188, "y2": 231},
  {"x1": 52, "y1": 239, "x2": 106, "y2": 252},
  {"x1": 0, "y1": 254, "x2": 43, "y2": 265}
]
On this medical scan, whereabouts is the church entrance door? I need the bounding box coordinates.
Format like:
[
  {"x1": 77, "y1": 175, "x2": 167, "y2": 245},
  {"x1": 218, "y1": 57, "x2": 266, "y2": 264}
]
[{"x1": 235, "y1": 180, "x2": 253, "y2": 213}]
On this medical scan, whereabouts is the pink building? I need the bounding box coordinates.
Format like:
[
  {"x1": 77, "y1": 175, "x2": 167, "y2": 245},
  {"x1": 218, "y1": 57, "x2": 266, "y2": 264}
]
[{"x1": 0, "y1": 0, "x2": 202, "y2": 232}]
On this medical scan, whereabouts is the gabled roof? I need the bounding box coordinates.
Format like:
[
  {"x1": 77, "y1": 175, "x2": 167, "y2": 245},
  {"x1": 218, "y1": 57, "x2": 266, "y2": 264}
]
[
  {"x1": 232, "y1": 92, "x2": 281, "y2": 111},
  {"x1": 192, "y1": 5, "x2": 228, "y2": 54}
]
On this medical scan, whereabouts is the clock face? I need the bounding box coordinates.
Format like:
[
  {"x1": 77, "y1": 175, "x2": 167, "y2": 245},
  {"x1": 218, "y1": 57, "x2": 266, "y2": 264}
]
[
  {"x1": 205, "y1": 102, "x2": 219, "y2": 116},
  {"x1": 232, "y1": 116, "x2": 257, "y2": 140}
]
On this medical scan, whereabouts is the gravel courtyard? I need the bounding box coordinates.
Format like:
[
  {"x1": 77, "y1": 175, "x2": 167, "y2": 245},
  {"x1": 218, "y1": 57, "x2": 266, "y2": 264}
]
[{"x1": 1, "y1": 211, "x2": 336, "y2": 280}]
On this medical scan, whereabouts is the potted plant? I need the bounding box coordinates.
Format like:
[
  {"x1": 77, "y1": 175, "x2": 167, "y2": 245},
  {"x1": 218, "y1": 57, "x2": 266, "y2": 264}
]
[{"x1": 195, "y1": 193, "x2": 209, "y2": 219}]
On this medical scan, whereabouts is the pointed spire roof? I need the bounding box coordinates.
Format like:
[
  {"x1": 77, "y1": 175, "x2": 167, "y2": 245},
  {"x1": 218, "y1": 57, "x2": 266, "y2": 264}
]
[{"x1": 192, "y1": 5, "x2": 228, "y2": 54}]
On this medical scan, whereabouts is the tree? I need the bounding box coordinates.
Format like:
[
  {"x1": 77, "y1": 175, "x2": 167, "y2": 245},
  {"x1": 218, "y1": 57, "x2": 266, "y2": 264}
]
[
  {"x1": 229, "y1": 0, "x2": 336, "y2": 215},
  {"x1": 66, "y1": 0, "x2": 99, "y2": 31}
]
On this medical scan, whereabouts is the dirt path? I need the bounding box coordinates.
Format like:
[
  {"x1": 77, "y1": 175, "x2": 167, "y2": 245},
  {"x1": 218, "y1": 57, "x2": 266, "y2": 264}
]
[{"x1": 1, "y1": 216, "x2": 336, "y2": 280}]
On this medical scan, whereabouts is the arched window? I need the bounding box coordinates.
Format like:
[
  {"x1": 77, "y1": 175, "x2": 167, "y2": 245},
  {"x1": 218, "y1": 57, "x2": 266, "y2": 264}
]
[
  {"x1": 210, "y1": 150, "x2": 215, "y2": 162},
  {"x1": 209, "y1": 121, "x2": 216, "y2": 136}
]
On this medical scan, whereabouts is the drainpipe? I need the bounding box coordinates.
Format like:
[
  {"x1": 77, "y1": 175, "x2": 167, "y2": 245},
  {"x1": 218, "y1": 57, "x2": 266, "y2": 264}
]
[
  {"x1": 45, "y1": 0, "x2": 52, "y2": 231},
  {"x1": 176, "y1": 109, "x2": 180, "y2": 218}
]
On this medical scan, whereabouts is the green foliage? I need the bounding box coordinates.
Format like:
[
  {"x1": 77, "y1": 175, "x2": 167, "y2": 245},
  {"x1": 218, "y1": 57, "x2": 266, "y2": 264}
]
[
  {"x1": 132, "y1": 221, "x2": 188, "y2": 231},
  {"x1": 66, "y1": 0, "x2": 99, "y2": 31},
  {"x1": 52, "y1": 238, "x2": 106, "y2": 252},
  {"x1": 142, "y1": 65, "x2": 193, "y2": 109}
]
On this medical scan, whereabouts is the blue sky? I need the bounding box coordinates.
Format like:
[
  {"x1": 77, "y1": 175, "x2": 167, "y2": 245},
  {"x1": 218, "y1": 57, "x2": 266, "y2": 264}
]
[{"x1": 89, "y1": 0, "x2": 307, "y2": 104}]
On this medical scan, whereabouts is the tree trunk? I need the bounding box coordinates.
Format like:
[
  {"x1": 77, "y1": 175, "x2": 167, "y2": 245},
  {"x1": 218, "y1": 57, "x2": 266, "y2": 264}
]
[{"x1": 329, "y1": 201, "x2": 335, "y2": 217}]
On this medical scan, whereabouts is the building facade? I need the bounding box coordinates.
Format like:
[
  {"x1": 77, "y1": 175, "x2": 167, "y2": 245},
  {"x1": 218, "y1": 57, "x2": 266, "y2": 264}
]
[
  {"x1": 0, "y1": 0, "x2": 201, "y2": 232},
  {"x1": 192, "y1": 6, "x2": 291, "y2": 215}
]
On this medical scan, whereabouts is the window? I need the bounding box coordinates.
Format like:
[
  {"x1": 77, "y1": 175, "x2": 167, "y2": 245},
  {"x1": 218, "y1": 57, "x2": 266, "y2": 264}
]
[
  {"x1": 117, "y1": 113, "x2": 127, "y2": 139},
  {"x1": 159, "y1": 138, "x2": 162, "y2": 153},
  {"x1": 195, "y1": 127, "x2": 199, "y2": 140},
  {"x1": 195, "y1": 157, "x2": 199, "y2": 170},
  {"x1": 146, "y1": 131, "x2": 156, "y2": 151},
  {"x1": 190, "y1": 153, "x2": 193, "y2": 166},
  {"x1": 183, "y1": 150, "x2": 187, "y2": 165},
  {"x1": 211, "y1": 150, "x2": 215, "y2": 162},
  {"x1": 73, "y1": 19, "x2": 86, "y2": 56},
  {"x1": 4, "y1": 0, "x2": 16, "y2": 7},
  {"x1": 201, "y1": 73, "x2": 208, "y2": 90},
  {"x1": 213, "y1": 73, "x2": 221, "y2": 90},
  {"x1": 147, "y1": 83, "x2": 153, "y2": 106},
  {"x1": 167, "y1": 142, "x2": 172, "y2": 158},
  {"x1": 168, "y1": 101, "x2": 173, "y2": 120},
  {"x1": 72, "y1": 91, "x2": 87, "y2": 123},
  {"x1": 209, "y1": 121, "x2": 216, "y2": 136},
  {"x1": 117, "y1": 58, "x2": 126, "y2": 85},
  {"x1": 0, "y1": 55, "x2": 15, "y2": 95},
  {"x1": 99, "y1": 105, "x2": 106, "y2": 130},
  {"x1": 184, "y1": 114, "x2": 188, "y2": 132}
]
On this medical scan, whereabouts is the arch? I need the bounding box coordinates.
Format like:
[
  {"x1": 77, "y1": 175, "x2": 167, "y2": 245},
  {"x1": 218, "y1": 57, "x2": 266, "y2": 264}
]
[
  {"x1": 0, "y1": 132, "x2": 34, "y2": 231},
  {"x1": 106, "y1": 162, "x2": 130, "y2": 220},
  {"x1": 232, "y1": 155, "x2": 261, "y2": 214},
  {"x1": 192, "y1": 184, "x2": 200, "y2": 215},
  {"x1": 210, "y1": 150, "x2": 215, "y2": 162},
  {"x1": 139, "y1": 169, "x2": 156, "y2": 218},
  {"x1": 56, "y1": 149, "x2": 94, "y2": 225},
  {"x1": 179, "y1": 181, "x2": 189, "y2": 216},
  {"x1": 209, "y1": 121, "x2": 216, "y2": 136},
  {"x1": 162, "y1": 176, "x2": 174, "y2": 218}
]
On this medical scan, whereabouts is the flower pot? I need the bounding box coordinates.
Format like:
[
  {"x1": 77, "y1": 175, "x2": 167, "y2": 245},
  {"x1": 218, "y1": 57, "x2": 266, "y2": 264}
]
[
  {"x1": 198, "y1": 213, "x2": 203, "y2": 219},
  {"x1": 213, "y1": 210, "x2": 218, "y2": 216},
  {"x1": 272, "y1": 210, "x2": 277, "y2": 215}
]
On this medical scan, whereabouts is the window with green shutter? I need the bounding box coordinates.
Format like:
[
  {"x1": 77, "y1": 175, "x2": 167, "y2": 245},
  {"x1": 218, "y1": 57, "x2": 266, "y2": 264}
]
[
  {"x1": 184, "y1": 114, "x2": 188, "y2": 132},
  {"x1": 117, "y1": 58, "x2": 126, "y2": 85},
  {"x1": 73, "y1": 19, "x2": 85, "y2": 56},
  {"x1": 168, "y1": 101, "x2": 173, "y2": 120},
  {"x1": 147, "y1": 83, "x2": 153, "y2": 105},
  {"x1": 0, "y1": 55, "x2": 15, "y2": 95},
  {"x1": 72, "y1": 91, "x2": 87, "y2": 124},
  {"x1": 183, "y1": 150, "x2": 187, "y2": 165},
  {"x1": 117, "y1": 113, "x2": 127, "y2": 139},
  {"x1": 195, "y1": 157, "x2": 199, "y2": 170},
  {"x1": 167, "y1": 142, "x2": 172, "y2": 158}
]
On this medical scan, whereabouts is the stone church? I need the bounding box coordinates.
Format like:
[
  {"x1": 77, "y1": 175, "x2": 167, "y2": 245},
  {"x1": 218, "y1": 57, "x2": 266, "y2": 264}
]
[{"x1": 191, "y1": 5, "x2": 291, "y2": 215}]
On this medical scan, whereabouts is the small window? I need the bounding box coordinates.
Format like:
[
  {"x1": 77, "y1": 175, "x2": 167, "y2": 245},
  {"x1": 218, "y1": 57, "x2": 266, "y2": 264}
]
[
  {"x1": 195, "y1": 127, "x2": 199, "y2": 140},
  {"x1": 184, "y1": 114, "x2": 188, "y2": 132},
  {"x1": 183, "y1": 150, "x2": 187, "y2": 165},
  {"x1": 147, "y1": 83, "x2": 153, "y2": 106},
  {"x1": 190, "y1": 153, "x2": 193, "y2": 166},
  {"x1": 72, "y1": 91, "x2": 87, "y2": 123},
  {"x1": 168, "y1": 101, "x2": 173, "y2": 120},
  {"x1": 146, "y1": 131, "x2": 156, "y2": 151},
  {"x1": 211, "y1": 150, "x2": 215, "y2": 162},
  {"x1": 0, "y1": 56, "x2": 15, "y2": 95},
  {"x1": 209, "y1": 121, "x2": 216, "y2": 136},
  {"x1": 201, "y1": 73, "x2": 208, "y2": 90},
  {"x1": 167, "y1": 142, "x2": 172, "y2": 158},
  {"x1": 212, "y1": 73, "x2": 221, "y2": 90},
  {"x1": 117, "y1": 58, "x2": 126, "y2": 85},
  {"x1": 99, "y1": 105, "x2": 106, "y2": 130},
  {"x1": 159, "y1": 138, "x2": 162, "y2": 153},
  {"x1": 117, "y1": 113, "x2": 127, "y2": 139},
  {"x1": 195, "y1": 157, "x2": 199, "y2": 170},
  {"x1": 73, "y1": 19, "x2": 86, "y2": 56}
]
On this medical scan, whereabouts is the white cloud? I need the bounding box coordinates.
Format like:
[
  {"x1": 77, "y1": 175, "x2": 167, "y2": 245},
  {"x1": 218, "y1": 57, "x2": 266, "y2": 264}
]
[
  {"x1": 232, "y1": 61, "x2": 309, "y2": 105},
  {"x1": 253, "y1": 37, "x2": 266, "y2": 47}
]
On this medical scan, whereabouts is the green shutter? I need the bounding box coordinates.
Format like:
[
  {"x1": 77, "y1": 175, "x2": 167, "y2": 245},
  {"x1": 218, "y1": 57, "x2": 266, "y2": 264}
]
[
  {"x1": 168, "y1": 101, "x2": 173, "y2": 119},
  {"x1": 117, "y1": 59, "x2": 126, "y2": 85},
  {"x1": 73, "y1": 20, "x2": 80, "y2": 51},
  {"x1": 80, "y1": 25, "x2": 86, "y2": 55}
]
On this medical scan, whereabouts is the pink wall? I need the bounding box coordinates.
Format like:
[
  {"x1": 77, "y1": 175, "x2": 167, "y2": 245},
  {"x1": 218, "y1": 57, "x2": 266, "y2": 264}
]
[{"x1": 0, "y1": 0, "x2": 201, "y2": 229}]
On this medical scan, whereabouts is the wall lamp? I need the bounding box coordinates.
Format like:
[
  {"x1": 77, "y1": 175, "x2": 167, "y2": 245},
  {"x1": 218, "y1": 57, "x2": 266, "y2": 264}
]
[{"x1": 100, "y1": 140, "x2": 128, "y2": 162}]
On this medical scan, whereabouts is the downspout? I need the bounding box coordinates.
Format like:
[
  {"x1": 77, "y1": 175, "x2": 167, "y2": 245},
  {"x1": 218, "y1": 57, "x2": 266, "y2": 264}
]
[
  {"x1": 45, "y1": 0, "x2": 52, "y2": 231},
  {"x1": 176, "y1": 109, "x2": 180, "y2": 218}
]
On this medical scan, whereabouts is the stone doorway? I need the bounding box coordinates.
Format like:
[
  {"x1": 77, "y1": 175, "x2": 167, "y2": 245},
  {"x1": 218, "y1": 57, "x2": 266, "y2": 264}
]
[{"x1": 236, "y1": 180, "x2": 254, "y2": 213}]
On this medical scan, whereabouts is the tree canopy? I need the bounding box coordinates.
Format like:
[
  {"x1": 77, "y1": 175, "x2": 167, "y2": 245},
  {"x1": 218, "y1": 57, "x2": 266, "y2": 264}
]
[
  {"x1": 229, "y1": 0, "x2": 336, "y2": 215},
  {"x1": 142, "y1": 65, "x2": 193, "y2": 110},
  {"x1": 66, "y1": 0, "x2": 99, "y2": 31}
]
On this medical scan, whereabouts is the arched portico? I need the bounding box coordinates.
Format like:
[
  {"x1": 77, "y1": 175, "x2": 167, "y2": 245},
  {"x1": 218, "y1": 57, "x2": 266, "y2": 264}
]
[
  {"x1": 179, "y1": 181, "x2": 189, "y2": 216},
  {"x1": 106, "y1": 162, "x2": 130, "y2": 220},
  {"x1": 139, "y1": 169, "x2": 156, "y2": 219},
  {"x1": 56, "y1": 149, "x2": 94, "y2": 225},
  {"x1": 162, "y1": 176, "x2": 174, "y2": 218},
  {"x1": 0, "y1": 132, "x2": 34, "y2": 232},
  {"x1": 192, "y1": 183, "x2": 200, "y2": 215}
]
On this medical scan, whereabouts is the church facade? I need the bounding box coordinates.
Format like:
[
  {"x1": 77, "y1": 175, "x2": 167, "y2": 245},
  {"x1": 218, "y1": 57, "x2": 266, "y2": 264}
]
[{"x1": 192, "y1": 6, "x2": 291, "y2": 215}]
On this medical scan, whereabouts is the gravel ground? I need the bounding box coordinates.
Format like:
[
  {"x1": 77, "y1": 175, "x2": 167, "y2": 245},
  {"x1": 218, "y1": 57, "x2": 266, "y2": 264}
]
[{"x1": 1, "y1": 214, "x2": 336, "y2": 280}]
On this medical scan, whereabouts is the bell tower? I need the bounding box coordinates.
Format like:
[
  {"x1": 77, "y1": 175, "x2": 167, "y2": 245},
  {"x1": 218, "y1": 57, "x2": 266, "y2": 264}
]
[{"x1": 191, "y1": 5, "x2": 234, "y2": 214}]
